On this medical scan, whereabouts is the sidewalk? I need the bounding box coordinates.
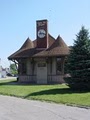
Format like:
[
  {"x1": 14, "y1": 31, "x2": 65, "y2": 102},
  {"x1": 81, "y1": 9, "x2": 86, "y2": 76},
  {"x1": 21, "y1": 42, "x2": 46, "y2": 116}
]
[{"x1": 0, "y1": 77, "x2": 16, "y2": 80}]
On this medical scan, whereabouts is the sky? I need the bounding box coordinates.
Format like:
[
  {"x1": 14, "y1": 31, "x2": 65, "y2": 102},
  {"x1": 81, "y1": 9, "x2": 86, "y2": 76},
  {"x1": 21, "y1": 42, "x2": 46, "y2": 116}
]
[{"x1": 0, "y1": 0, "x2": 90, "y2": 68}]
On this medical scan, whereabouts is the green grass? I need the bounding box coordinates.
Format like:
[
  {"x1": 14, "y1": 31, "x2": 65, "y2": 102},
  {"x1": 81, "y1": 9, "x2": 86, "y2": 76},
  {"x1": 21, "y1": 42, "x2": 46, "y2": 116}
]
[{"x1": 0, "y1": 79, "x2": 90, "y2": 107}]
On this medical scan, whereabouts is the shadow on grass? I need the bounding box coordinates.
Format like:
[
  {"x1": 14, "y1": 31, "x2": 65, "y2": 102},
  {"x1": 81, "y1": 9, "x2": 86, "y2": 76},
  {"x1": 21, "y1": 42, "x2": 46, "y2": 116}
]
[
  {"x1": 0, "y1": 80, "x2": 18, "y2": 85},
  {"x1": 0, "y1": 80, "x2": 90, "y2": 99},
  {"x1": 24, "y1": 88, "x2": 89, "y2": 99},
  {"x1": 0, "y1": 80, "x2": 36, "y2": 86}
]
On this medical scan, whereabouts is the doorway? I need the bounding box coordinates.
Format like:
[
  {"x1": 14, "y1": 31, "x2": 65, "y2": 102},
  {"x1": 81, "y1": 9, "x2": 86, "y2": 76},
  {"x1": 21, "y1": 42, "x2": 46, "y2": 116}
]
[{"x1": 37, "y1": 62, "x2": 47, "y2": 84}]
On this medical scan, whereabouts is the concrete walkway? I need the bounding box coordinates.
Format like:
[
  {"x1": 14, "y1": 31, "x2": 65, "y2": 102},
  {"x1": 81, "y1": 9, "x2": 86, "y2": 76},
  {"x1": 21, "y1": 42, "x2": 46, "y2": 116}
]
[
  {"x1": 0, "y1": 77, "x2": 16, "y2": 80},
  {"x1": 0, "y1": 95, "x2": 90, "y2": 120}
]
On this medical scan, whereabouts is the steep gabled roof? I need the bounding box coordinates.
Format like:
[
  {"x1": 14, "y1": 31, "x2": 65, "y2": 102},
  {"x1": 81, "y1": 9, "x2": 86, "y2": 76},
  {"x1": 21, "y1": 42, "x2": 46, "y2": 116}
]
[
  {"x1": 33, "y1": 35, "x2": 69, "y2": 57},
  {"x1": 20, "y1": 37, "x2": 34, "y2": 50},
  {"x1": 8, "y1": 34, "x2": 69, "y2": 60},
  {"x1": 8, "y1": 37, "x2": 34, "y2": 60},
  {"x1": 48, "y1": 35, "x2": 68, "y2": 49},
  {"x1": 48, "y1": 34, "x2": 55, "y2": 47},
  {"x1": 45, "y1": 35, "x2": 69, "y2": 56}
]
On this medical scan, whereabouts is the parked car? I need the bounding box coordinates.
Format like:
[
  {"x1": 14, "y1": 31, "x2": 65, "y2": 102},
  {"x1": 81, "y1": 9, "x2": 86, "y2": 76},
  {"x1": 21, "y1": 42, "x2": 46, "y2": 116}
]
[{"x1": 7, "y1": 73, "x2": 14, "y2": 76}]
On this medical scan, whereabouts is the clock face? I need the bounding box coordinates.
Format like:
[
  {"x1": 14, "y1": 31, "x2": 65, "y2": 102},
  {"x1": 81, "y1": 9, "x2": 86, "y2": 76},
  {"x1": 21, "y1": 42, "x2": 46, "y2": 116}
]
[{"x1": 38, "y1": 29, "x2": 46, "y2": 38}]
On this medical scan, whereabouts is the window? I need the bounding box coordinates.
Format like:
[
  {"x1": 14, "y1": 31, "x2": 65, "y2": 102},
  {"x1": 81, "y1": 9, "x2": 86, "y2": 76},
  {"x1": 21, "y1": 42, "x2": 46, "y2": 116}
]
[
  {"x1": 56, "y1": 57, "x2": 62, "y2": 74},
  {"x1": 21, "y1": 60, "x2": 27, "y2": 74}
]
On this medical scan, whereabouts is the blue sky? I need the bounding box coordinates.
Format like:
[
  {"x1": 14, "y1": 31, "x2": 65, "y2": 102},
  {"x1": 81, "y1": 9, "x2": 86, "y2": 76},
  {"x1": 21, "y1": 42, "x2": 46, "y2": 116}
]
[{"x1": 0, "y1": 0, "x2": 90, "y2": 68}]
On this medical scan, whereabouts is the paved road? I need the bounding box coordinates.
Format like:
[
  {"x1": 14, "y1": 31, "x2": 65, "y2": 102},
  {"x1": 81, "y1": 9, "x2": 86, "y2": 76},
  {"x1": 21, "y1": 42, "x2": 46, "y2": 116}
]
[{"x1": 0, "y1": 95, "x2": 90, "y2": 120}]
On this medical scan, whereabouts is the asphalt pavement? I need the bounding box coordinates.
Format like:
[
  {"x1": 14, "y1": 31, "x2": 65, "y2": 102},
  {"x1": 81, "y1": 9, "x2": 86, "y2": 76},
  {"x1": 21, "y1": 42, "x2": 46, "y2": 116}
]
[{"x1": 0, "y1": 95, "x2": 90, "y2": 120}]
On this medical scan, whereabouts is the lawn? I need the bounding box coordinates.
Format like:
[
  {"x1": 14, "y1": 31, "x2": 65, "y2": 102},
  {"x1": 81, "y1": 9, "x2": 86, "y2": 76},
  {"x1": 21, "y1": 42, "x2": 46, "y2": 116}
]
[{"x1": 0, "y1": 79, "x2": 90, "y2": 107}]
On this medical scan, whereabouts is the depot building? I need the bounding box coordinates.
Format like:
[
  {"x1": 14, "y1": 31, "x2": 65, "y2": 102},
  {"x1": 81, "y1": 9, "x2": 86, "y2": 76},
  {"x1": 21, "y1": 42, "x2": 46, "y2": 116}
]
[{"x1": 8, "y1": 20, "x2": 69, "y2": 84}]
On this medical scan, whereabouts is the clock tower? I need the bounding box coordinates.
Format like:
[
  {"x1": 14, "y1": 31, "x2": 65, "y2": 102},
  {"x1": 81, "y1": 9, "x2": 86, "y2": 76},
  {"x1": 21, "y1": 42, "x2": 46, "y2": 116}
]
[{"x1": 36, "y1": 19, "x2": 48, "y2": 48}]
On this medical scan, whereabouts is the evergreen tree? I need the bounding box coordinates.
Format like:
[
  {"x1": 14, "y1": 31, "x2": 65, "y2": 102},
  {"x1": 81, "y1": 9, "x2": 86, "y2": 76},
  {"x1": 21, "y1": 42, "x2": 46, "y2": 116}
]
[{"x1": 64, "y1": 26, "x2": 90, "y2": 90}]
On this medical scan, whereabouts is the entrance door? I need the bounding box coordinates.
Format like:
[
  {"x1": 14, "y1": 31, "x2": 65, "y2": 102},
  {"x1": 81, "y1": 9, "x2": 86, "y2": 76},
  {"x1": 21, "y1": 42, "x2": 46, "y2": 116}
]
[{"x1": 37, "y1": 62, "x2": 47, "y2": 84}]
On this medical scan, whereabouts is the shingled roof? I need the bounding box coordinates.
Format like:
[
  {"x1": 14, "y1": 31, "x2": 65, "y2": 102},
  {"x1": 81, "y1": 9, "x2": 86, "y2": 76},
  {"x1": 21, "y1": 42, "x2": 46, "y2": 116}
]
[
  {"x1": 20, "y1": 37, "x2": 34, "y2": 50},
  {"x1": 8, "y1": 34, "x2": 69, "y2": 60},
  {"x1": 33, "y1": 35, "x2": 69, "y2": 57}
]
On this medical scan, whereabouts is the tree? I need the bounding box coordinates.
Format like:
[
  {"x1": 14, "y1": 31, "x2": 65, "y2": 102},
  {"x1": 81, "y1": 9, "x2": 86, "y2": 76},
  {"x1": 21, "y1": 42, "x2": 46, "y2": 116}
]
[
  {"x1": 10, "y1": 63, "x2": 18, "y2": 75},
  {"x1": 64, "y1": 26, "x2": 90, "y2": 90}
]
